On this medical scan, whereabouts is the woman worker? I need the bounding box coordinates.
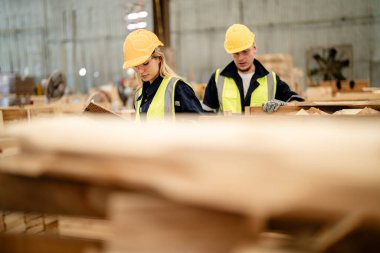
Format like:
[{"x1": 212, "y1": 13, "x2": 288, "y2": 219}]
[{"x1": 123, "y1": 29, "x2": 203, "y2": 120}]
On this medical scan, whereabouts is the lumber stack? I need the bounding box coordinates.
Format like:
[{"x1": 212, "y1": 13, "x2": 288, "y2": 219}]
[
  {"x1": 305, "y1": 80, "x2": 380, "y2": 102},
  {"x1": 247, "y1": 101, "x2": 380, "y2": 115},
  {"x1": 256, "y1": 54, "x2": 303, "y2": 93},
  {"x1": 0, "y1": 212, "x2": 58, "y2": 235},
  {"x1": 0, "y1": 116, "x2": 379, "y2": 252}
]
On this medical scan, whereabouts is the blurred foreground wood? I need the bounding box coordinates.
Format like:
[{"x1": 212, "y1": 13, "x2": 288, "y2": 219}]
[{"x1": 0, "y1": 116, "x2": 379, "y2": 253}]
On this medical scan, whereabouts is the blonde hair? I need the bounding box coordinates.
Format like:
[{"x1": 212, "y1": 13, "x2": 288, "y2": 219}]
[
  {"x1": 135, "y1": 48, "x2": 182, "y2": 87},
  {"x1": 154, "y1": 49, "x2": 181, "y2": 79}
]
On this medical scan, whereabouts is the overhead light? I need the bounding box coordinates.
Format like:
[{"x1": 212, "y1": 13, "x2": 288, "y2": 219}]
[
  {"x1": 127, "y1": 24, "x2": 137, "y2": 30},
  {"x1": 136, "y1": 22, "x2": 147, "y2": 28},
  {"x1": 93, "y1": 71, "x2": 100, "y2": 78},
  {"x1": 138, "y1": 11, "x2": 148, "y2": 18},
  {"x1": 127, "y1": 22, "x2": 147, "y2": 30},
  {"x1": 127, "y1": 11, "x2": 148, "y2": 20},
  {"x1": 127, "y1": 13, "x2": 138, "y2": 20},
  {"x1": 79, "y1": 68, "x2": 87, "y2": 77}
]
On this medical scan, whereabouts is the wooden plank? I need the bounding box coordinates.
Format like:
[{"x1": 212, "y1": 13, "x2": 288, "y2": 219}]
[
  {"x1": 58, "y1": 216, "x2": 112, "y2": 241},
  {"x1": 0, "y1": 212, "x2": 58, "y2": 235},
  {"x1": 0, "y1": 137, "x2": 19, "y2": 158},
  {"x1": 249, "y1": 101, "x2": 380, "y2": 114},
  {"x1": 333, "y1": 92, "x2": 380, "y2": 101},
  {"x1": 0, "y1": 111, "x2": 3, "y2": 129},
  {"x1": 0, "y1": 212, "x2": 4, "y2": 232},
  {"x1": 0, "y1": 234, "x2": 103, "y2": 253},
  {"x1": 0, "y1": 108, "x2": 28, "y2": 122},
  {"x1": 3, "y1": 212, "x2": 26, "y2": 233},
  {"x1": 0, "y1": 173, "x2": 110, "y2": 218},
  {"x1": 54, "y1": 104, "x2": 84, "y2": 114},
  {"x1": 0, "y1": 117, "x2": 380, "y2": 252},
  {"x1": 107, "y1": 193, "x2": 249, "y2": 253},
  {"x1": 26, "y1": 106, "x2": 57, "y2": 119},
  {"x1": 83, "y1": 101, "x2": 122, "y2": 119},
  {"x1": 318, "y1": 80, "x2": 369, "y2": 93},
  {"x1": 1, "y1": 116, "x2": 379, "y2": 219},
  {"x1": 249, "y1": 105, "x2": 303, "y2": 114}
]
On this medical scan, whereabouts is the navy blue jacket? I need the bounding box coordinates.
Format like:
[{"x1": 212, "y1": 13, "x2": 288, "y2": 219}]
[
  {"x1": 136, "y1": 75, "x2": 204, "y2": 114},
  {"x1": 203, "y1": 59, "x2": 304, "y2": 112}
]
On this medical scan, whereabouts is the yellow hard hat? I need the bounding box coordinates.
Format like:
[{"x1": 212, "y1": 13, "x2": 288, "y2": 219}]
[
  {"x1": 123, "y1": 29, "x2": 164, "y2": 69},
  {"x1": 224, "y1": 24, "x2": 255, "y2": 54}
]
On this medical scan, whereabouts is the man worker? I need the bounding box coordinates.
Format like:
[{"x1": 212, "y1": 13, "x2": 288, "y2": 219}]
[{"x1": 203, "y1": 24, "x2": 304, "y2": 113}]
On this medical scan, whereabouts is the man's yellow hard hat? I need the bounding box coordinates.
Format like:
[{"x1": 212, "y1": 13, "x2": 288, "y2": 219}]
[
  {"x1": 123, "y1": 29, "x2": 164, "y2": 69},
  {"x1": 224, "y1": 24, "x2": 255, "y2": 54}
]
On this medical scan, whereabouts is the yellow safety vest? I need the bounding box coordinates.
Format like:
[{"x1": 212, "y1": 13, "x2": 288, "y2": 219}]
[
  {"x1": 215, "y1": 69, "x2": 277, "y2": 113},
  {"x1": 134, "y1": 76, "x2": 180, "y2": 120}
]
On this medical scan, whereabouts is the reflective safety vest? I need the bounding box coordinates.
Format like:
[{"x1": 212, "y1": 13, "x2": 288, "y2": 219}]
[
  {"x1": 215, "y1": 69, "x2": 277, "y2": 113},
  {"x1": 134, "y1": 76, "x2": 180, "y2": 120}
]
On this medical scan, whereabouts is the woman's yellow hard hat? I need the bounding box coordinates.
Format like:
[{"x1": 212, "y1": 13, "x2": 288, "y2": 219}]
[
  {"x1": 224, "y1": 24, "x2": 255, "y2": 54},
  {"x1": 123, "y1": 29, "x2": 163, "y2": 69}
]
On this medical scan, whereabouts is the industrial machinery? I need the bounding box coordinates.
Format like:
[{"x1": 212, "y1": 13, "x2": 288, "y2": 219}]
[
  {"x1": 46, "y1": 71, "x2": 67, "y2": 103},
  {"x1": 306, "y1": 45, "x2": 353, "y2": 86}
]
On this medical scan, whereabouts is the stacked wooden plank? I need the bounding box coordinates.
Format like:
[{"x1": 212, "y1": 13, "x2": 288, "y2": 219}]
[
  {"x1": 0, "y1": 107, "x2": 29, "y2": 123},
  {"x1": 0, "y1": 212, "x2": 4, "y2": 232},
  {"x1": 0, "y1": 116, "x2": 379, "y2": 253},
  {"x1": 305, "y1": 80, "x2": 380, "y2": 102},
  {"x1": 256, "y1": 54, "x2": 303, "y2": 93},
  {"x1": 319, "y1": 80, "x2": 369, "y2": 93},
  {"x1": 247, "y1": 101, "x2": 380, "y2": 115},
  {"x1": 0, "y1": 98, "x2": 133, "y2": 127},
  {"x1": 0, "y1": 212, "x2": 58, "y2": 235},
  {"x1": 2, "y1": 212, "x2": 26, "y2": 233},
  {"x1": 0, "y1": 104, "x2": 82, "y2": 126},
  {"x1": 0, "y1": 111, "x2": 3, "y2": 130}
]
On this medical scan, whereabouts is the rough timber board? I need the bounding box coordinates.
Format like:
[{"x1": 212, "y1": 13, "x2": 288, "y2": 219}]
[
  {"x1": 0, "y1": 116, "x2": 380, "y2": 252},
  {"x1": 0, "y1": 111, "x2": 3, "y2": 129},
  {"x1": 249, "y1": 101, "x2": 380, "y2": 114},
  {"x1": 83, "y1": 101, "x2": 122, "y2": 119},
  {"x1": 0, "y1": 116, "x2": 379, "y2": 219},
  {"x1": 107, "y1": 193, "x2": 249, "y2": 253},
  {"x1": 0, "y1": 108, "x2": 28, "y2": 122},
  {"x1": 0, "y1": 233, "x2": 103, "y2": 253},
  {"x1": 0, "y1": 173, "x2": 110, "y2": 218}
]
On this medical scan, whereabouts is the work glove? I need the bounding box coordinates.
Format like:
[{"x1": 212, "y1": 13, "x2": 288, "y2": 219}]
[{"x1": 262, "y1": 99, "x2": 287, "y2": 113}]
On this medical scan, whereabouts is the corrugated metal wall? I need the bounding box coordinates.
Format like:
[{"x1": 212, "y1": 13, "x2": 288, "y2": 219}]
[
  {"x1": 171, "y1": 0, "x2": 380, "y2": 88},
  {"x1": 1, "y1": 0, "x2": 379, "y2": 93},
  {"x1": 0, "y1": 0, "x2": 153, "y2": 93}
]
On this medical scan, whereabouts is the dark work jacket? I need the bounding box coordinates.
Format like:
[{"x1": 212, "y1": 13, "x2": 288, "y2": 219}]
[
  {"x1": 203, "y1": 59, "x2": 304, "y2": 112},
  {"x1": 136, "y1": 75, "x2": 204, "y2": 115}
]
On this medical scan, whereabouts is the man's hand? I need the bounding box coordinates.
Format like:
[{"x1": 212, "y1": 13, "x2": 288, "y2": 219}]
[{"x1": 262, "y1": 99, "x2": 287, "y2": 113}]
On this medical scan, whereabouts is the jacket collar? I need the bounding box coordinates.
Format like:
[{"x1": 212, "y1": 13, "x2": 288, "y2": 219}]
[
  {"x1": 142, "y1": 75, "x2": 163, "y2": 98},
  {"x1": 220, "y1": 58, "x2": 269, "y2": 78}
]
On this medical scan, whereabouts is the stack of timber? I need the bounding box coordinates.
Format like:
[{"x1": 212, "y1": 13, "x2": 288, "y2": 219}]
[
  {"x1": 247, "y1": 100, "x2": 380, "y2": 115},
  {"x1": 0, "y1": 212, "x2": 58, "y2": 235},
  {"x1": 256, "y1": 54, "x2": 303, "y2": 94},
  {"x1": 0, "y1": 105, "x2": 79, "y2": 126},
  {"x1": 306, "y1": 80, "x2": 380, "y2": 101},
  {"x1": 0, "y1": 96, "x2": 134, "y2": 126},
  {"x1": 0, "y1": 115, "x2": 379, "y2": 253}
]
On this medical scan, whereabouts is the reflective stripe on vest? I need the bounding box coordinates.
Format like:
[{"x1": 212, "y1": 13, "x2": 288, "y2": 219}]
[
  {"x1": 266, "y1": 71, "x2": 275, "y2": 101},
  {"x1": 134, "y1": 76, "x2": 179, "y2": 120},
  {"x1": 215, "y1": 69, "x2": 277, "y2": 113},
  {"x1": 215, "y1": 69, "x2": 225, "y2": 112}
]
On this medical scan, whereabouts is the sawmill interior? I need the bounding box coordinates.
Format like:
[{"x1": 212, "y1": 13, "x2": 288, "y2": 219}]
[{"x1": 0, "y1": 1, "x2": 380, "y2": 253}]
